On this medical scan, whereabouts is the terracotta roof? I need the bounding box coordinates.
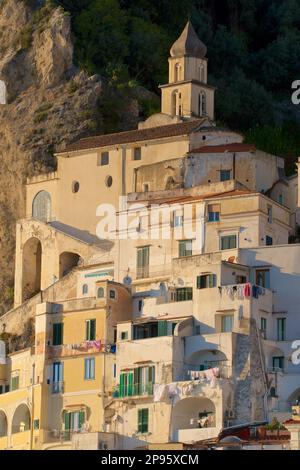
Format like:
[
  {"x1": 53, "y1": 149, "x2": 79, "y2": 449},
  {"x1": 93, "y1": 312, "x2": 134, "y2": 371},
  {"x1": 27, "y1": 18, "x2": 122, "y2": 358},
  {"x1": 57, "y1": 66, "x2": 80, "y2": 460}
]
[
  {"x1": 60, "y1": 119, "x2": 206, "y2": 154},
  {"x1": 170, "y1": 21, "x2": 207, "y2": 59},
  {"x1": 190, "y1": 143, "x2": 256, "y2": 154},
  {"x1": 135, "y1": 189, "x2": 256, "y2": 206}
]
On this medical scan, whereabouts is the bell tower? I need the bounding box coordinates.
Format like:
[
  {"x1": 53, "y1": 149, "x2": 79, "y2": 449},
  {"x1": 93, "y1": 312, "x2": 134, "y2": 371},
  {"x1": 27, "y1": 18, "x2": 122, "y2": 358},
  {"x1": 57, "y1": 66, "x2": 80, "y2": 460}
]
[{"x1": 160, "y1": 21, "x2": 215, "y2": 120}]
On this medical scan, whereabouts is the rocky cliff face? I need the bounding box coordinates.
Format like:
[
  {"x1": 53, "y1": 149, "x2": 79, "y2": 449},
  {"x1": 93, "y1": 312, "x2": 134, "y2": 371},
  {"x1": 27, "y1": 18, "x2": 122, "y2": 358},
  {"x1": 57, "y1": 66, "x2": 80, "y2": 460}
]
[{"x1": 0, "y1": 0, "x2": 140, "y2": 315}]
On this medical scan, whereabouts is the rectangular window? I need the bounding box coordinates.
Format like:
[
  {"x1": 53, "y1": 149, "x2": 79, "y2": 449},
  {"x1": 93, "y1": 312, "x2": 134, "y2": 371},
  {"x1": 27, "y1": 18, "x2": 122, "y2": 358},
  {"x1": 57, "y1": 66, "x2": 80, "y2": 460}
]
[
  {"x1": 267, "y1": 206, "x2": 273, "y2": 223},
  {"x1": 261, "y1": 317, "x2": 267, "y2": 339},
  {"x1": 221, "y1": 235, "x2": 237, "y2": 250},
  {"x1": 236, "y1": 275, "x2": 247, "y2": 284},
  {"x1": 52, "y1": 362, "x2": 63, "y2": 394},
  {"x1": 266, "y1": 235, "x2": 273, "y2": 246},
  {"x1": 173, "y1": 213, "x2": 183, "y2": 227},
  {"x1": 133, "y1": 366, "x2": 155, "y2": 396},
  {"x1": 98, "y1": 152, "x2": 109, "y2": 166},
  {"x1": 113, "y1": 364, "x2": 117, "y2": 378},
  {"x1": 221, "y1": 315, "x2": 234, "y2": 333},
  {"x1": 133, "y1": 322, "x2": 158, "y2": 340},
  {"x1": 109, "y1": 289, "x2": 116, "y2": 300},
  {"x1": 86, "y1": 319, "x2": 96, "y2": 341},
  {"x1": 197, "y1": 273, "x2": 216, "y2": 289},
  {"x1": 121, "y1": 331, "x2": 128, "y2": 340},
  {"x1": 179, "y1": 240, "x2": 193, "y2": 257},
  {"x1": 11, "y1": 375, "x2": 19, "y2": 391},
  {"x1": 120, "y1": 371, "x2": 133, "y2": 397},
  {"x1": 0, "y1": 385, "x2": 3, "y2": 395},
  {"x1": 138, "y1": 408, "x2": 149, "y2": 434},
  {"x1": 53, "y1": 323, "x2": 63, "y2": 346},
  {"x1": 34, "y1": 419, "x2": 40, "y2": 430},
  {"x1": 84, "y1": 358, "x2": 95, "y2": 380},
  {"x1": 137, "y1": 246, "x2": 150, "y2": 279},
  {"x1": 133, "y1": 147, "x2": 142, "y2": 161},
  {"x1": 273, "y1": 356, "x2": 284, "y2": 371},
  {"x1": 220, "y1": 170, "x2": 231, "y2": 182},
  {"x1": 175, "y1": 287, "x2": 193, "y2": 302},
  {"x1": 138, "y1": 300, "x2": 143, "y2": 312},
  {"x1": 256, "y1": 269, "x2": 270, "y2": 289},
  {"x1": 278, "y1": 194, "x2": 284, "y2": 205},
  {"x1": 208, "y1": 204, "x2": 220, "y2": 222},
  {"x1": 277, "y1": 318, "x2": 286, "y2": 342},
  {"x1": 5, "y1": 384, "x2": 9, "y2": 393},
  {"x1": 65, "y1": 410, "x2": 85, "y2": 433}
]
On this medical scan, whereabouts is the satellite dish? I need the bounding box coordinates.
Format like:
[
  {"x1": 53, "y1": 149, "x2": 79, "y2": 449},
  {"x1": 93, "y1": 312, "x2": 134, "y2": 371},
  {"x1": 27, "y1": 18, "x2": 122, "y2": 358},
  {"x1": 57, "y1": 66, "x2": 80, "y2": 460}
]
[{"x1": 123, "y1": 276, "x2": 132, "y2": 286}]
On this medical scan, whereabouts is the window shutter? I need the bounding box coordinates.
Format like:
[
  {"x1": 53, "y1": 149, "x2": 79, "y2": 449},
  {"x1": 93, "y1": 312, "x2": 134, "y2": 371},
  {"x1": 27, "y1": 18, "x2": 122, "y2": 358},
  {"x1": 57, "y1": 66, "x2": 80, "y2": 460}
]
[
  {"x1": 197, "y1": 276, "x2": 201, "y2": 289},
  {"x1": 86, "y1": 321, "x2": 90, "y2": 341},
  {"x1": 120, "y1": 373, "x2": 125, "y2": 398},
  {"x1": 148, "y1": 366, "x2": 155, "y2": 384},
  {"x1": 133, "y1": 368, "x2": 139, "y2": 395},
  {"x1": 158, "y1": 321, "x2": 168, "y2": 337},
  {"x1": 138, "y1": 409, "x2": 143, "y2": 432},
  {"x1": 91, "y1": 320, "x2": 96, "y2": 341},
  {"x1": 128, "y1": 372, "x2": 133, "y2": 396},
  {"x1": 209, "y1": 274, "x2": 215, "y2": 288},
  {"x1": 79, "y1": 411, "x2": 85, "y2": 429},
  {"x1": 64, "y1": 413, "x2": 70, "y2": 431}
]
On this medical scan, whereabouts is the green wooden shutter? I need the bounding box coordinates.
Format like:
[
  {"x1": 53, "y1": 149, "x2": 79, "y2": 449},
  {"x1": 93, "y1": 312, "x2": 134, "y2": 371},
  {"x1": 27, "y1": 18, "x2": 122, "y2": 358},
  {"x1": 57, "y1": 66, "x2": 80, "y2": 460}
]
[
  {"x1": 53, "y1": 323, "x2": 63, "y2": 346},
  {"x1": 138, "y1": 409, "x2": 149, "y2": 434},
  {"x1": 120, "y1": 373, "x2": 125, "y2": 398},
  {"x1": 158, "y1": 321, "x2": 168, "y2": 337},
  {"x1": 128, "y1": 372, "x2": 133, "y2": 396},
  {"x1": 209, "y1": 274, "x2": 215, "y2": 288},
  {"x1": 134, "y1": 368, "x2": 139, "y2": 396},
  {"x1": 79, "y1": 411, "x2": 85, "y2": 429},
  {"x1": 86, "y1": 321, "x2": 90, "y2": 341},
  {"x1": 64, "y1": 412, "x2": 70, "y2": 431}
]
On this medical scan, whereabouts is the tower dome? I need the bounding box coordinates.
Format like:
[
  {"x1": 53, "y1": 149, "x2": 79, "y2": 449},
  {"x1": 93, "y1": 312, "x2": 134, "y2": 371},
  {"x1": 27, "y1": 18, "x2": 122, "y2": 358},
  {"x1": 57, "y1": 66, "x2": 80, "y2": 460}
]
[{"x1": 170, "y1": 21, "x2": 207, "y2": 59}]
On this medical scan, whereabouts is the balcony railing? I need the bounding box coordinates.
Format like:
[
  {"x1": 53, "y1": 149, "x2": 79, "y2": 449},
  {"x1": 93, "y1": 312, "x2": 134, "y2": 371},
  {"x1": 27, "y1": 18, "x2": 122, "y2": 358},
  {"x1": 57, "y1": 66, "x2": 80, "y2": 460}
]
[
  {"x1": 113, "y1": 382, "x2": 154, "y2": 399},
  {"x1": 52, "y1": 381, "x2": 64, "y2": 394},
  {"x1": 186, "y1": 361, "x2": 231, "y2": 380}
]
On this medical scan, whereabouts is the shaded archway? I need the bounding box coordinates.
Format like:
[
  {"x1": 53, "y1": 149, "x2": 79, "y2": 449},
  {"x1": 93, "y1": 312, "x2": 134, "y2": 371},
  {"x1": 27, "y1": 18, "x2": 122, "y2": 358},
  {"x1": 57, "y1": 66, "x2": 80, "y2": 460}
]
[
  {"x1": 32, "y1": 191, "x2": 51, "y2": 222},
  {"x1": 59, "y1": 252, "x2": 80, "y2": 278},
  {"x1": 12, "y1": 404, "x2": 31, "y2": 434},
  {"x1": 22, "y1": 237, "x2": 42, "y2": 302},
  {"x1": 288, "y1": 388, "x2": 300, "y2": 406},
  {"x1": 171, "y1": 397, "x2": 216, "y2": 441},
  {"x1": 0, "y1": 410, "x2": 8, "y2": 437}
]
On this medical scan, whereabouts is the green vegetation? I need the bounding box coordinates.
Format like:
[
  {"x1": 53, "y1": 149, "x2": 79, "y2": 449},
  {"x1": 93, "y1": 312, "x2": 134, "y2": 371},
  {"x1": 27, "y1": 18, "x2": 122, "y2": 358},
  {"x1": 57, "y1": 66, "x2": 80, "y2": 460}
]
[{"x1": 52, "y1": 0, "x2": 300, "y2": 166}]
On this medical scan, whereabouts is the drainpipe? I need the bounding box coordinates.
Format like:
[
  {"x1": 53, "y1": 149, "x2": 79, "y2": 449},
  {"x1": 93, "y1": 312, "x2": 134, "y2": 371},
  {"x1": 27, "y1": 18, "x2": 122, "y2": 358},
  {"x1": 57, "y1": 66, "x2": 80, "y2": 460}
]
[
  {"x1": 232, "y1": 153, "x2": 236, "y2": 181},
  {"x1": 30, "y1": 362, "x2": 35, "y2": 450}
]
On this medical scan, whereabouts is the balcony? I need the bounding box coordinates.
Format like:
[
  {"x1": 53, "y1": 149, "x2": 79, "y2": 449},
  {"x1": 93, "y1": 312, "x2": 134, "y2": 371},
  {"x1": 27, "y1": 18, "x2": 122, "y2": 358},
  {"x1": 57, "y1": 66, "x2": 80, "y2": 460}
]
[
  {"x1": 48, "y1": 339, "x2": 106, "y2": 358},
  {"x1": 134, "y1": 265, "x2": 172, "y2": 282},
  {"x1": 52, "y1": 381, "x2": 64, "y2": 394},
  {"x1": 113, "y1": 382, "x2": 154, "y2": 399}
]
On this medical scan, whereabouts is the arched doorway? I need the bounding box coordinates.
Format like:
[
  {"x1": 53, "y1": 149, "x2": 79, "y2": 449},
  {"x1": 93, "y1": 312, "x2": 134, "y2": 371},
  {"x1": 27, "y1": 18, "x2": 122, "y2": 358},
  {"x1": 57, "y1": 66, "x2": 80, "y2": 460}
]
[
  {"x1": 22, "y1": 237, "x2": 42, "y2": 302},
  {"x1": 59, "y1": 252, "x2": 80, "y2": 278},
  {"x1": 0, "y1": 410, "x2": 8, "y2": 450},
  {"x1": 171, "y1": 397, "x2": 216, "y2": 441},
  {"x1": 186, "y1": 349, "x2": 229, "y2": 377},
  {"x1": 12, "y1": 404, "x2": 31, "y2": 434},
  {"x1": 32, "y1": 191, "x2": 51, "y2": 223}
]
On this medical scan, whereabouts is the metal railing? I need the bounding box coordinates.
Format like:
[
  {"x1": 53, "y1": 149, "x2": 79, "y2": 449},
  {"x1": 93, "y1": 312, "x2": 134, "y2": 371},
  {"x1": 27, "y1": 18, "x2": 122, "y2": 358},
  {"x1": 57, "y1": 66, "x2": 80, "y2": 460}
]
[
  {"x1": 52, "y1": 381, "x2": 64, "y2": 394},
  {"x1": 113, "y1": 382, "x2": 154, "y2": 399}
]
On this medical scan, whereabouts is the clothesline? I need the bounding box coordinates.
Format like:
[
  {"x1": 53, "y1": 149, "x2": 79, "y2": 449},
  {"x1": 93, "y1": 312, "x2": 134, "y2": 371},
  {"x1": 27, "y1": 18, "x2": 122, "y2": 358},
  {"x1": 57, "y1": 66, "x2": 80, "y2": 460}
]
[{"x1": 218, "y1": 283, "x2": 266, "y2": 299}]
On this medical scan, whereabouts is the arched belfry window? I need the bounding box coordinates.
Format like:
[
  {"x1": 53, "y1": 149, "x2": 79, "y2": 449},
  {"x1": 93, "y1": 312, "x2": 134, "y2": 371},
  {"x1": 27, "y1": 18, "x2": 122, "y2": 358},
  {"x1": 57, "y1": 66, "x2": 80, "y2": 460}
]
[
  {"x1": 32, "y1": 191, "x2": 51, "y2": 223},
  {"x1": 174, "y1": 63, "x2": 181, "y2": 82},
  {"x1": 198, "y1": 91, "x2": 207, "y2": 117},
  {"x1": 199, "y1": 64, "x2": 205, "y2": 82},
  {"x1": 171, "y1": 90, "x2": 182, "y2": 116},
  {"x1": 0, "y1": 80, "x2": 6, "y2": 105}
]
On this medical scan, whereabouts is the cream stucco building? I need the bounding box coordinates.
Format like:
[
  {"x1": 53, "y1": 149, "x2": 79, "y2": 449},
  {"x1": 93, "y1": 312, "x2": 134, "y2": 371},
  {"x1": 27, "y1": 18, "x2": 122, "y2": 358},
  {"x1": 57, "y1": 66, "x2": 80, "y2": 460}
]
[{"x1": 0, "y1": 21, "x2": 300, "y2": 450}]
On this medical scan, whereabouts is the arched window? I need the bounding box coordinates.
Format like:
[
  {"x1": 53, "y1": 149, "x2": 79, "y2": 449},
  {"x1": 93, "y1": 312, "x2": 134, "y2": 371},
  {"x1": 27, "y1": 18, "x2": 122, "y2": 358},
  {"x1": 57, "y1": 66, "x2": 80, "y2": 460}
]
[
  {"x1": 171, "y1": 90, "x2": 182, "y2": 116},
  {"x1": 199, "y1": 64, "x2": 205, "y2": 82},
  {"x1": 82, "y1": 284, "x2": 88, "y2": 295},
  {"x1": 97, "y1": 287, "x2": 105, "y2": 298},
  {"x1": 174, "y1": 63, "x2": 181, "y2": 82},
  {"x1": 198, "y1": 91, "x2": 207, "y2": 117},
  {"x1": 32, "y1": 191, "x2": 51, "y2": 222}
]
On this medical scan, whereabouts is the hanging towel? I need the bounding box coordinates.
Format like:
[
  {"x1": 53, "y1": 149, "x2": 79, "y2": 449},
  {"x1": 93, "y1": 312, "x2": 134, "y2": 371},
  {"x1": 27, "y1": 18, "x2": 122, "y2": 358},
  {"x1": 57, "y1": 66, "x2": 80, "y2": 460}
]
[{"x1": 244, "y1": 283, "x2": 251, "y2": 297}]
